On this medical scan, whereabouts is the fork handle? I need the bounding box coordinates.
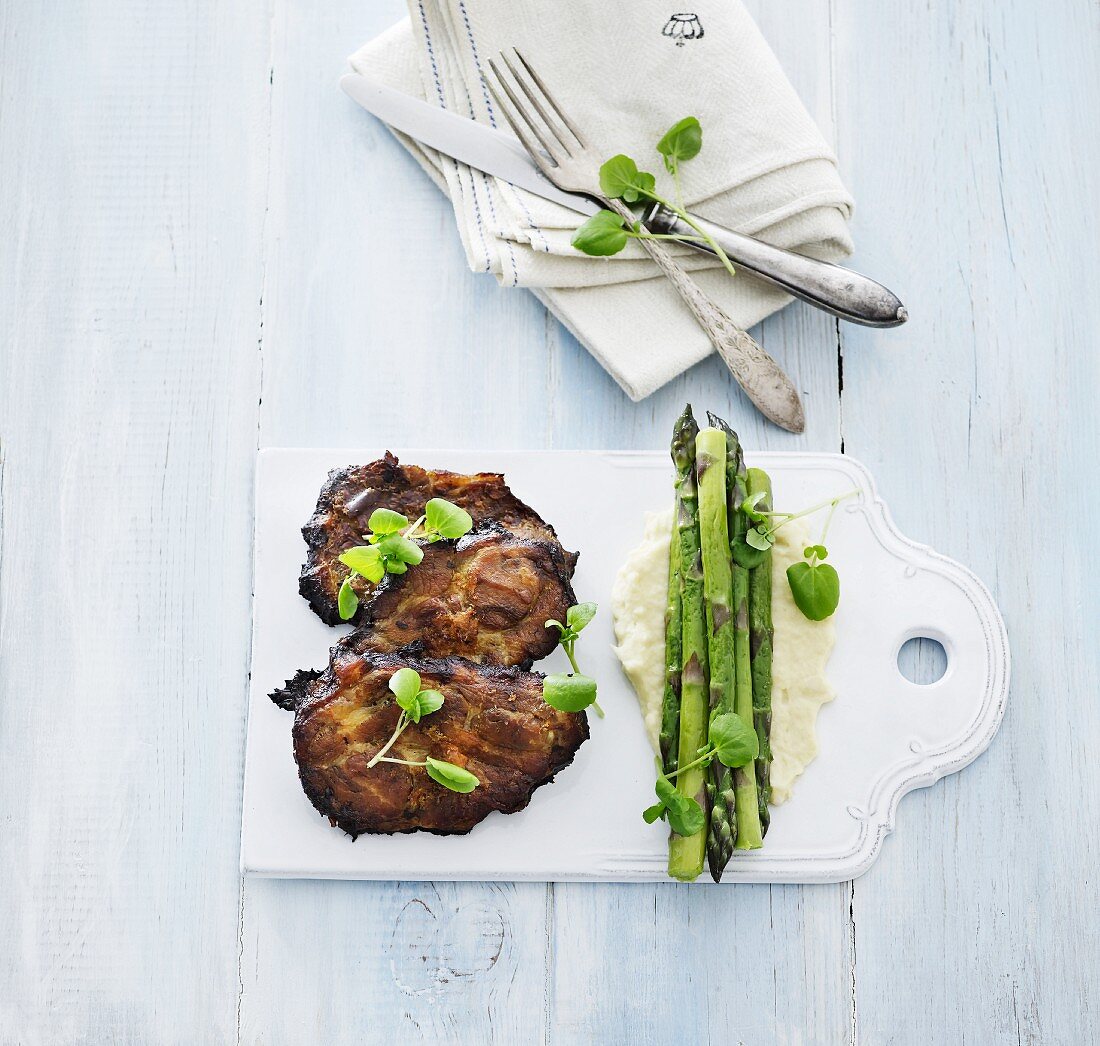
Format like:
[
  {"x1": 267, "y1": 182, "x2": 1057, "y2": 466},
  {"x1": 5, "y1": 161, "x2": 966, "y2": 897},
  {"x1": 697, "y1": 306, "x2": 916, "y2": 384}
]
[
  {"x1": 606, "y1": 200, "x2": 805, "y2": 433},
  {"x1": 644, "y1": 204, "x2": 907, "y2": 328}
]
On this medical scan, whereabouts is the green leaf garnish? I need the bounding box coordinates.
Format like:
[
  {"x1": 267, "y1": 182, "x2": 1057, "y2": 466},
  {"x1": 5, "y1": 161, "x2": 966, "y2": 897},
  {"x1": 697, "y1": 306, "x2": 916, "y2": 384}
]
[
  {"x1": 389, "y1": 667, "x2": 422, "y2": 704},
  {"x1": 744, "y1": 526, "x2": 774, "y2": 551},
  {"x1": 425, "y1": 757, "x2": 480, "y2": 793},
  {"x1": 547, "y1": 602, "x2": 598, "y2": 646},
  {"x1": 424, "y1": 497, "x2": 473, "y2": 540},
  {"x1": 368, "y1": 507, "x2": 409, "y2": 534},
  {"x1": 742, "y1": 489, "x2": 769, "y2": 522},
  {"x1": 655, "y1": 712, "x2": 759, "y2": 794},
  {"x1": 572, "y1": 209, "x2": 630, "y2": 256},
  {"x1": 389, "y1": 669, "x2": 445, "y2": 723},
  {"x1": 542, "y1": 603, "x2": 604, "y2": 717},
  {"x1": 337, "y1": 574, "x2": 360, "y2": 620},
  {"x1": 401, "y1": 688, "x2": 444, "y2": 724},
  {"x1": 366, "y1": 675, "x2": 469, "y2": 786},
  {"x1": 566, "y1": 602, "x2": 597, "y2": 634},
  {"x1": 541, "y1": 672, "x2": 598, "y2": 712},
  {"x1": 598, "y1": 154, "x2": 657, "y2": 203},
  {"x1": 340, "y1": 496, "x2": 473, "y2": 593},
  {"x1": 569, "y1": 119, "x2": 740, "y2": 279},
  {"x1": 642, "y1": 802, "x2": 666, "y2": 824},
  {"x1": 732, "y1": 540, "x2": 768, "y2": 569},
  {"x1": 416, "y1": 689, "x2": 444, "y2": 716},
  {"x1": 656, "y1": 116, "x2": 702, "y2": 174},
  {"x1": 787, "y1": 558, "x2": 840, "y2": 621},
  {"x1": 377, "y1": 533, "x2": 424, "y2": 566},
  {"x1": 339, "y1": 544, "x2": 385, "y2": 584},
  {"x1": 708, "y1": 712, "x2": 759, "y2": 768},
  {"x1": 652, "y1": 775, "x2": 706, "y2": 836}
]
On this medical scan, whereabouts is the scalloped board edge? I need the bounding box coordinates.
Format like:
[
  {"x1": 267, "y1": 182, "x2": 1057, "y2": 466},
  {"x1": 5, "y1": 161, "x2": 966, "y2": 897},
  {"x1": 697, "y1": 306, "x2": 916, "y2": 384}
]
[{"x1": 719, "y1": 453, "x2": 1010, "y2": 882}]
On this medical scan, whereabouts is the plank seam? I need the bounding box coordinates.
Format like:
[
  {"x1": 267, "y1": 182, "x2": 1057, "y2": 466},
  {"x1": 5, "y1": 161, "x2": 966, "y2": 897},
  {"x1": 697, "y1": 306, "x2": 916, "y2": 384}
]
[
  {"x1": 543, "y1": 883, "x2": 555, "y2": 1046},
  {"x1": 235, "y1": 875, "x2": 246, "y2": 1044},
  {"x1": 828, "y1": 3, "x2": 858, "y2": 1039},
  {"x1": 236, "y1": 1, "x2": 277, "y2": 1039},
  {"x1": 848, "y1": 880, "x2": 859, "y2": 1045}
]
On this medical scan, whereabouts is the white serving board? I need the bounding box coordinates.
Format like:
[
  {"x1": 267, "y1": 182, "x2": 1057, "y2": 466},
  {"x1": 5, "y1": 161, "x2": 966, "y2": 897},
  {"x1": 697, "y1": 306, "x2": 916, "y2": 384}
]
[{"x1": 241, "y1": 449, "x2": 1009, "y2": 884}]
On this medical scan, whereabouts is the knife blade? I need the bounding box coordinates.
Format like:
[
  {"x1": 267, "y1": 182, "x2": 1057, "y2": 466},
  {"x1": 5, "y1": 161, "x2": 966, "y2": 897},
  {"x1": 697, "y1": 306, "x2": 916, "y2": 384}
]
[
  {"x1": 340, "y1": 74, "x2": 597, "y2": 217},
  {"x1": 340, "y1": 73, "x2": 907, "y2": 328}
]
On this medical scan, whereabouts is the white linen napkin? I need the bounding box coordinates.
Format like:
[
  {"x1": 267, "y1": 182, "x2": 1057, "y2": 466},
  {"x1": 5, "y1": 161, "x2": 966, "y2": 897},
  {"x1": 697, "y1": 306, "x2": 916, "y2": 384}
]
[{"x1": 351, "y1": 2, "x2": 854, "y2": 400}]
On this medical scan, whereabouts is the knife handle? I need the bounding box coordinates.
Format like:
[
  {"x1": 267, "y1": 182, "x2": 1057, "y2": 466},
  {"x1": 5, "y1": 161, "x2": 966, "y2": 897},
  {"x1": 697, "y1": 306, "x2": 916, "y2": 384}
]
[{"x1": 644, "y1": 204, "x2": 907, "y2": 328}]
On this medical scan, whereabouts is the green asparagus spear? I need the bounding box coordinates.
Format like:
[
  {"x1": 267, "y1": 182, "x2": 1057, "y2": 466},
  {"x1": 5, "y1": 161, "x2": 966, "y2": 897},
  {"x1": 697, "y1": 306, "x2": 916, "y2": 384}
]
[
  {"x1": 667, "y1": 407, "x2": 709, "y2": 882},
  {"x1": 695, "y1": 426, "x2": 738, "y2": 882},
  {"x1": 731, "y1": 445, "x2": 763, "y2": 849},
  {"x1": 659, "y1": 512, "x2": 683, "y2": 776},
  {"x1": 708, "y1": 414, "x2": 763, "y2": 850},
  {"x1": 747, "y1": 468, "x2": 774, "y2": 835}
]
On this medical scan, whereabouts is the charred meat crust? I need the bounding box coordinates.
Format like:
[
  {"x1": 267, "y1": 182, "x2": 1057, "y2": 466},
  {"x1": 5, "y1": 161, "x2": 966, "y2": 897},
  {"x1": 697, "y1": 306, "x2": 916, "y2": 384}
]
[
  {"x1": 270, "y1": 668, "x2": 324, "y2": 711},
  {"x1": 290, "y1": 651, "x2": 589, "y2": 837},
  {"x1": 271, "y1": 524, "x2": 576, "y2": 704},
  {"x1": 278, "y1": 456, "x2": 588, "y2": 838},
  {"x1": 298, "y1": 452, "x2": 578, "y2": 626},
  {"x1": 335, "y1": 524, "x2": 577, "y2": 670}
]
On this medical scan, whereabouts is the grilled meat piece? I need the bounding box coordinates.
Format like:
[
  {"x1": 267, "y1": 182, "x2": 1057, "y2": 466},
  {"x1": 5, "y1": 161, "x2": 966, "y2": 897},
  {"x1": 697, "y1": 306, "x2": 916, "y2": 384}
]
[
  {"x1": 336, "y1": 525, "x2": 575, "y2": 668},
  {"x1": 299, "y1": 453, "x2": 576, "y2": 626},
  {"x1": 288, "y1": 651, "x2": 589, "y2": 836}
]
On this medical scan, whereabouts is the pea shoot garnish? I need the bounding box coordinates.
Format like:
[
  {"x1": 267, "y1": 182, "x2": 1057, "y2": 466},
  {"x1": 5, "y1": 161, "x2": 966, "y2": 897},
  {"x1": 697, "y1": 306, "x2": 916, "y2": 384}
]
[
  {"x1": 643, "y1": 712, "x2": 759, "y2": 834},
  {"x1": 570, "y1": 117, "x2": 737, "y2": 280},
  {"x1": 542, "y1": 602, "x2": 604, "y2": 718},
  {"x1": 365, "y1": 667, "x2": 479, "y2": 794},
  {"x1": 336, "y1": 497, "x2": 474, "y2": 620}
]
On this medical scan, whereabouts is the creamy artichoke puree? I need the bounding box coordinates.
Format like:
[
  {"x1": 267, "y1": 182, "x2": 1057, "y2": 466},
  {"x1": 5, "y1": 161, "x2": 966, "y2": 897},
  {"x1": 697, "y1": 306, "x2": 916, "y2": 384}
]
[{"x1": 611, "y1": 509, "x2": 835, "y2": 804}]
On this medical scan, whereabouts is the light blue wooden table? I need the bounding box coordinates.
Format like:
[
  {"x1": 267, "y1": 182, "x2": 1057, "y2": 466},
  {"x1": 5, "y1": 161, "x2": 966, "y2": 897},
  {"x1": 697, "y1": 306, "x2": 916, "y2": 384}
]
[{"x1": 1, "y1": 1, "x2": 1096, "y2": 1042}]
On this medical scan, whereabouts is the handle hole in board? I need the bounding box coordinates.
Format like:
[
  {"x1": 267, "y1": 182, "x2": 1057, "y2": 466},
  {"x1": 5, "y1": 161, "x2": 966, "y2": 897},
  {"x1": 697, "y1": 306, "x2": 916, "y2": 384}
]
[{"x1": 897, "y1": 636, "x2": 948, "y2": 686}]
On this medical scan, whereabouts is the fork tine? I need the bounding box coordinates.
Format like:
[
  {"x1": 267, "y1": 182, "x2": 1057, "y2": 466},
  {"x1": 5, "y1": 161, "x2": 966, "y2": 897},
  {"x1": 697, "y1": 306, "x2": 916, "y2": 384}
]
[
  {"x1": 499, "y1": 50, "x2": 576, "y2": 158},
  {"x1": 511, "y1": 49, "x2": 586, "y2": 148},
  {"x1": 484, "y1": 57, "x2": 560, "y2": 168}
]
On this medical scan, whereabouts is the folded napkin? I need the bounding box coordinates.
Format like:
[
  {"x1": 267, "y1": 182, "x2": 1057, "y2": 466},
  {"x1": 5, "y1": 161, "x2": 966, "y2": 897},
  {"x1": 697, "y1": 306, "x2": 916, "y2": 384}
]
[{"x1": 352, "y1": 1, "x2": 854, "y2": 400}]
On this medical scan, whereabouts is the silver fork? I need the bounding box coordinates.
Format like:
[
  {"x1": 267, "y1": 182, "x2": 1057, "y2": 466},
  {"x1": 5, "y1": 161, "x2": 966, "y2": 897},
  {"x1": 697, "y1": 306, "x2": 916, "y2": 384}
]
[{"x1": 483, "y1": 49, "x2": 805, "y2": 433}]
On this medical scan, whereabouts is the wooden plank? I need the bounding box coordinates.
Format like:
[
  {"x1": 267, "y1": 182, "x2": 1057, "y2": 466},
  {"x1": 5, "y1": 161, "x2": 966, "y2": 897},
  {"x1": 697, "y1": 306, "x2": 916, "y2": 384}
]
[
  {"x1": 0, "y1": 0, "x2": 269, "y2": 1040},
  {"x1": 551, "y1": 882, "x2": 854, "y2": 1045},
  {"x1": 547, "y1": 4, "x2": 853, "y2": 1043},
  {"x1": 256, "y1": 4, "x2": 553, "y2": 452},
  {"x1": 236, "y1": 5, "x2": 551, "y2": 1042},
  {"x1": 834, "y1": 0, "x2": 1100, "y2": 1041},
  {"x1": 240, "y1": 880, "x2": 548, "y2": 1044}
]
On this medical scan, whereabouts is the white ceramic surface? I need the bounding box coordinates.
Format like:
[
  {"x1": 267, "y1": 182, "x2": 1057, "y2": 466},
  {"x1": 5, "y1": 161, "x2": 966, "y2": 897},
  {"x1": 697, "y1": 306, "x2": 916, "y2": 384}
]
[{"x1": 240, "y1": 449, "x2": 1009, "y2": 883}]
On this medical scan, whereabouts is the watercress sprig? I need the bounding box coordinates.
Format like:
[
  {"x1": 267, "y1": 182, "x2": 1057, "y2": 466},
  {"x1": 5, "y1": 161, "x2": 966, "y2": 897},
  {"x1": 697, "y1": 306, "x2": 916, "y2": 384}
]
[
  {"x1": 644, "y1": 775, "x2": 706, "y2": 837},
  {"x1": 733, "y1": 489, "x2": 858, "y2": 567},
  {"x1": 542, "y1": 602, "x2": 605, "y2": 718},
  {"x1": 643, "y1": 712, "x2": 758, "y2": 834},
  {"x1": 733, "y1": 487, "x2": 857, "y2": 621},
  {"x1": 337, "y1": 497, "x2": 474, "y2": 620},
  {"x1": 786, "y1": 544, "x2": 841, "y2": 621},
  {"x1": 366, "y1": 668, "x2": 480, "y2": 793},
  {"x1": 571, "y1": 117, "x2": 738, "y2": 279}
]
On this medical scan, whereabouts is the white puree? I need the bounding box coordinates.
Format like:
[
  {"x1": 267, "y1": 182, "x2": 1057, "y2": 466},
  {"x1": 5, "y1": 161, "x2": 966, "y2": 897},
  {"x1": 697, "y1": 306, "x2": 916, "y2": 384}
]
[
  {"x1": 609, "y1": 509, "x2": 674, "y2": 753},
  {"x1": 611, "y1": 512, "x2": 835, "y2": 804}
]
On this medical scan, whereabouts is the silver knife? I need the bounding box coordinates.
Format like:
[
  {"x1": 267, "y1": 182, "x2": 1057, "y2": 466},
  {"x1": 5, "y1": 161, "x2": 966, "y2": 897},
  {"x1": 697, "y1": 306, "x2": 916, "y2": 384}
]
[{"x1": 340, "y1": 73, "x2": 907, "y2": 328}]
